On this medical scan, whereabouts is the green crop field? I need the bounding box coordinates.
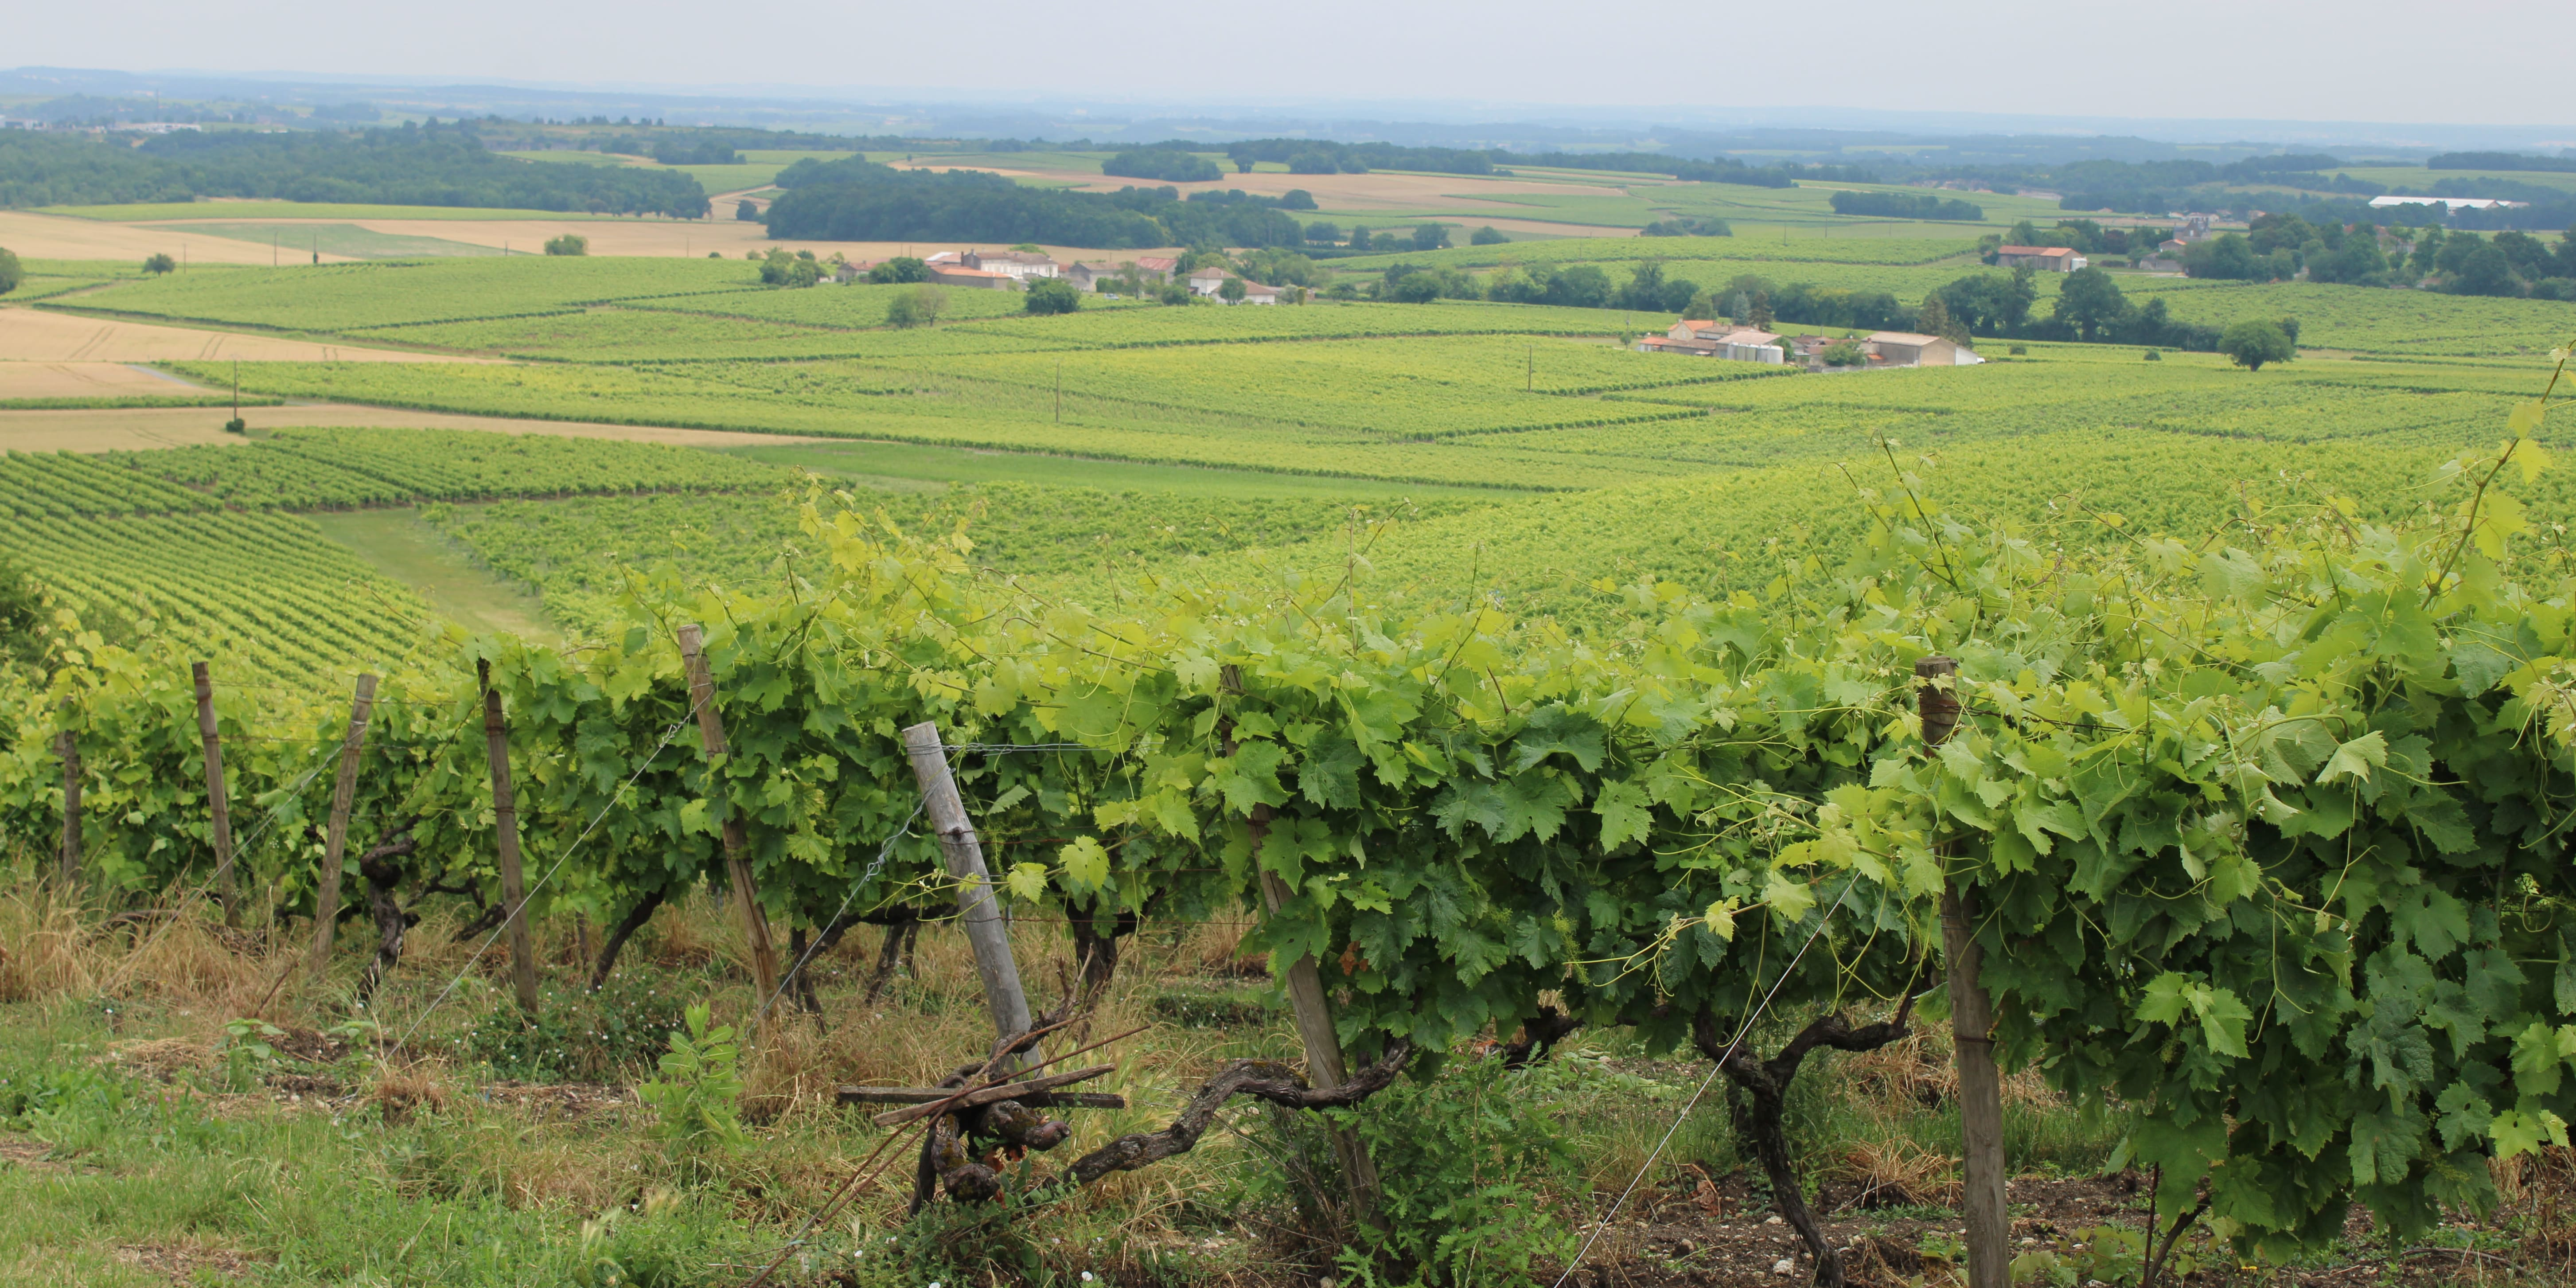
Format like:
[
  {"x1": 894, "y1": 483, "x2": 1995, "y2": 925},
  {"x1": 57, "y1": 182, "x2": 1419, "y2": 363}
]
[
  {"x1": 1336, "y1": 233, "x2": 1984, "y2": 272},
  {"x1": 57, "y1": 258, "x2": 763, "y2": 331}
]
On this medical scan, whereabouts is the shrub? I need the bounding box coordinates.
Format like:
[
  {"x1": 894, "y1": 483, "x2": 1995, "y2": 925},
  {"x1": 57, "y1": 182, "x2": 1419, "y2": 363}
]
[
  {"x1": 543, "y1": 234, "x2": 588, "y2": 257},
  {"x1": 885, "y1": 285, "x2": 947, "y2": 328},
  {"x1": 2143, "y1": 348, "x2": 2163, "y2": 361},
  {"x1": 1470, "y1": 226, "x2": 1508, "y2": 246},
  {"x1": 1024, "y1": 277, "x2": 1081, "y2": 315},
  {"x1": 1821, "y1": 340, "x2": 1869, "y2": 367},
  {"x1": 0, "y1": 246, "x2": 18, "y2": 296}
]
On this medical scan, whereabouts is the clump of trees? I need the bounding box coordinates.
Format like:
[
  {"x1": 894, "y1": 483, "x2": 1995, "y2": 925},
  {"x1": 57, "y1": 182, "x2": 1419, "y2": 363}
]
[
  {"x1": 755, "y1": 246, "x2": 816, "y2": 285},
  {"x1": 1829, "y1": 190, "x2": 1984, "y2": 221},
  {"x1": 867, "y1": 256, "x2": 928, "y2": 284},
  {"x1": 0, "y1": 246, "x2": 18, "y2": 296},
  {"x1": 885, "y1": 285, "x2": 946, "y2": 328},
  {"x1": 1640, "y1": 216, "x2": 1731, "y2": 238},
  {"x1": 544, "y1": 233, "x2": 589, "y2": 257},
  {"x1": 1102, "y1": 148, "x2": 1223, "y2": 183},
  {"x1": 764, "y1": 159, "x2": 1317, "y2": 250}
]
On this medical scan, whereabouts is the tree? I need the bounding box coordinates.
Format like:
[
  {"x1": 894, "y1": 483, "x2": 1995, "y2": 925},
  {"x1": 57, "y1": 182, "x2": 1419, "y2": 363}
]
[
  {"x1": 1820, "y1": 340, "x2": 1868, "y2": 366},
  {"x1": 2217, "y1": 318, "x2": 2294, "y2": 370},
  {"x1": 543, "y1": 234, "x2": 588, "y2": 257},
  {"x1": 758, "y1": 246, "x2": 818, "y2": 286},
  {"x1": 1411, "y1": 223, "x2": 1448, "y2": 251},
  {"x1": 2006, "y1": 219, "x2": 2041, "y2": 247},
  {"x1": 867, "y1": 256, "x2": 927, "y2": 284},
  {"x1": 884, "y1": 285, "x2": 947, "y2": 328},
  {"x1": 1914, "y1": 292, "x2": 1968, "y2": 344},
  {"x1": 142, "y1": 252, "x2": 176, "y2": 275},
  {"x1": 2450, "y1": 244, "x2": 2520, "y2": 297},
  {"x1": 1156, "y1": 280, "x2": 1195, "y2": 305},
  {"x1": 1726, "y1": 289, "x2": 1754, "y2": 323},
  {"x1": 735, "y1": 200, "x2": 760, "y2": 222},
  {"x1": 1387, "y1": 271, "x2": 1441, "y2": 304},
  {"x1": 1470, "y1": 226, "x2": 1508, "y2": 246},
  {"x1": 1747, "y1": 289, "x2": 1773, "y2": 332},
  {"x1": 1347, "y1": 226, "x2": 1373, "y2": 252},
  {"x1": 1216, "y1": 276, "x2": 1248, "y2": 304},
  {"x1": 2182, "y1": 233, "x2": 2262, "y2": 281},
  {"x1": 0, "y1": 246, "x2": 18, "y2": 297},
  {"x1": 2409, "y1": 225, "x2": 2445, "y2": 277},
  {"x1": 1278, "y1": 190, "x2": 1317, "y2": 211},
  {"x1": 1025, "y1": 277, "x2": 1081, "y2": 315},
  {"x1": 2051, "y1": 266, "x2": 2131, "y2": 342},
  {"x1": 1305, "y1": 221, "x2": 1341, "y2": 245}
]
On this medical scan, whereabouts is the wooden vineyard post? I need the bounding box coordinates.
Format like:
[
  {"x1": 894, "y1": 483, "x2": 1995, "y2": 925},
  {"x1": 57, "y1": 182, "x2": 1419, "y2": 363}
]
[
  {"x1": 1224, "y1": 665, "x2": 1383, "y2": 1224},
  {"x1": 479, "y1": 660, "x2": 542, "y2": 1014},
  {"x1": 1921, "y1": 655, "x2": 2007, "y2": 1288},
  {"x1": 676, "y1": 624, "x2": 782, "y2": 1027},
  {"x1": 192, "y1": 662, "x2": 239, "y2": 929},
  {"x1": 56, "y1": 700, "x2": 80, "y2": 890},
  {"x1": 899, "y1": 721, "x2": 1039, "y2": 1072},
  {"x1": 307, "y1": 674, "x2": 376, "y2": 980}
]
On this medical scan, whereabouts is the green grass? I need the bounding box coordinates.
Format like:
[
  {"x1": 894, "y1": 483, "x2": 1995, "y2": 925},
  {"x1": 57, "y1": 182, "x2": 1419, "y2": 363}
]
[
  {"x1": 38, "y1": 202, "x2": 674, "y2": 222},
  {"x1": 307, "y1": 507, "x2": 558, "y2": 638},
  {"x1": 134, "y1": 222, "x2": 508, "y2": 259}
]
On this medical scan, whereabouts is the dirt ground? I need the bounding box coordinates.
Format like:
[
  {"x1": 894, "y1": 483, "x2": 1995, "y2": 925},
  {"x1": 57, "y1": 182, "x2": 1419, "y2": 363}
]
[
  {"x1": 1576, "y1": 1170, "x2": 2506, "y2": 1288},
  {"x1": 0, "y1": 398, "x2": 830, "y2": 453},
  {"x1": 0, "y1": 308, "x2": 483, "y2": 364}
]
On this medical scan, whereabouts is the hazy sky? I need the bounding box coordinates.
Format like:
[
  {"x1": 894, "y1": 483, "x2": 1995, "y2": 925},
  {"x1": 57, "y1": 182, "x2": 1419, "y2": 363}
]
[{"x1": 19, "y1": 0, "x2": 2576, "y2": 128}]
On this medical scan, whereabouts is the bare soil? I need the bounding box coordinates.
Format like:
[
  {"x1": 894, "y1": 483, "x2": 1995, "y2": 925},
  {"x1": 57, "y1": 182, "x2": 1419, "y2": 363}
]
[
  {"x1": 0, "y1": 308, "x2": 483, "y2": 364},
  {"x1": 0, "y1": 211, "x2": 361, "y2": 264}
]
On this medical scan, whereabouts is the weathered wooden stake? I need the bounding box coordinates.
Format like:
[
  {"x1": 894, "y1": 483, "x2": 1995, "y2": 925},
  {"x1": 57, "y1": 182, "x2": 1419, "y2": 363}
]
[
  {"x1": 677, "y1": 624, "x2": 783, "y2": 1025},
  {"x1": 1224, "y1": 665, "x2": 1383, "y2": 1224},
  {"x1": 479, "y1": 659, "x2": 541, "y2": 1014},
  {"x1": 307, "y1": 674, "x2": 376, "y2": 980},
  {"x1": 899, "y1": 720, "x2": 1038, "y2": 1072},
  {"x1": 191, "y1": 661, "x2": 239, "y2": 929},
  {"x1": 56, "y1": 701, "x2": 81, "y2": 890},
  {"x1": 1921, "y1": 655, "x2": 2007, "y2": 1288}
]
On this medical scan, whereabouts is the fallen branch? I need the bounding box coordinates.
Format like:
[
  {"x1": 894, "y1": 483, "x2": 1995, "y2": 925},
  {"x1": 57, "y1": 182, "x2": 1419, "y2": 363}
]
[
  {"x1": 1047, "y1": 1040, "x2": 1413, "y2": 1188},
  {"x1": 869, "y1": 1065, "x2": 1117, "y2": 1127}
]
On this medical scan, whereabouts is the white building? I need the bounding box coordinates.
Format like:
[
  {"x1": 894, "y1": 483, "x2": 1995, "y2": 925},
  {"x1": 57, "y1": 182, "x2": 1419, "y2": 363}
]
[{"x1": 963, "y1": 250, "x2": 1062, "y2": 281}]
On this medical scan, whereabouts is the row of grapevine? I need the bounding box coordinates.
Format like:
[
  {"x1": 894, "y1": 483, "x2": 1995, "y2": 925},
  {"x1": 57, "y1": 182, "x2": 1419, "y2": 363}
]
[{"x1": 8, "y1": 409, "x2": 2575, "y2": 1269}]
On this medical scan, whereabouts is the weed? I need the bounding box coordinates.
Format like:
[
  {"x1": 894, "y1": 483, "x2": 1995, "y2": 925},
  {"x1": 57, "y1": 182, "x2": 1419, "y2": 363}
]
[{"x1": 636, "y1": 1002, "x2": 746, "y2": 1177}]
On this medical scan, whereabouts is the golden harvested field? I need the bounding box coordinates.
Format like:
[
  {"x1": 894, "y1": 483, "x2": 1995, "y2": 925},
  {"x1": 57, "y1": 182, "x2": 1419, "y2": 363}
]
[
  {"x1": 0, "y1": 400, "x2": 832, "y2": 453},
  {"x1": 0, "y1": 210, "x2": 363, "y2": 263},
  {"x1": 0, "y1": 361, "x2": 215, "y2": 399},
  {"x1": 0, "y1": 306, "x2": 485, "y2": 363}
]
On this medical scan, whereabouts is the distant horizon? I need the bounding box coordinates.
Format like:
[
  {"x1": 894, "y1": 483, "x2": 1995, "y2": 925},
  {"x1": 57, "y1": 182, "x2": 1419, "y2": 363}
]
[
  {"x1": 6, "y1": 66, "x2": 2574, "y2": 159},
  {"x1": 10, "y1": 0, "x2": 2575, "y2": 134}
]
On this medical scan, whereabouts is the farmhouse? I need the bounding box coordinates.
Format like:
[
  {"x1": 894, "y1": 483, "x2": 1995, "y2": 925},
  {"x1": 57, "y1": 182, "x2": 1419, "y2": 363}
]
[
  {"x1": 925, "y1": 262, "x2": 1014, "y2": 289},
  {"x1": 1995, "y1": 246, "x2": 2088, "y2": 272},
  {"x1": 963, "y1": 249, "x2": 1062, "y2": 281},
  {"x1": 1866, "y1": 331, "x2": 1982, "y2": 367},
  {"x1": 1183, "y1": 266, "x2": 1281, "y2": 303},
  {"x1": 1638, "y1": 320, "x2": 1785, "y2": 362}
]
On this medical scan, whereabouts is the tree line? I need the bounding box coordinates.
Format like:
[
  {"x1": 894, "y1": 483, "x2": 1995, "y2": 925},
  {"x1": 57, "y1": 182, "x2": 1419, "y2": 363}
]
[
  {"x1": 0, "y1": 121, "x2": 710, "y2": 217},
  {"x1": 765, "y1": 158, "x2": 1321, "y2": 249}
]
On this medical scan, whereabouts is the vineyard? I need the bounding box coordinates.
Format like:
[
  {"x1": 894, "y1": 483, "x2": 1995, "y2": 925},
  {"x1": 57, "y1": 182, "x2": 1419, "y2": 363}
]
[
  {"x1": 6, "y1": 394, "x2": 2576, "y2": 1287},
  {"x1": 13, "y1": 231, "x2": 2576, "y2": 1288}
]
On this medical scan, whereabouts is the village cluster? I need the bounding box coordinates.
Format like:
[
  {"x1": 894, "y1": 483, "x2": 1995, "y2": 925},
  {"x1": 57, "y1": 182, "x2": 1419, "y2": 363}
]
[{"x1": 829, "y1": 249, "x2": 1291, "y2": 302}]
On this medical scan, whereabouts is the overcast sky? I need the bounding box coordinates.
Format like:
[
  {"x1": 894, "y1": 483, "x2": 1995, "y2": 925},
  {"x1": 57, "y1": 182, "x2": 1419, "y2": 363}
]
[{"x1": 18, "y1": 0, "x2": 2576, "y2": 128}]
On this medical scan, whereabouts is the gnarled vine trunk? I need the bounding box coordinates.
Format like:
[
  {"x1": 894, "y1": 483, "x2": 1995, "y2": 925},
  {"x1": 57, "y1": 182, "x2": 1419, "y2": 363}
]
[
  {"x1": 354, "y1": 834, "x2": 418, "y2": 1002},
  {"x1": 589, "y1": 888, "x2": 666, "y2": 991},
  {"x1": 1695, "y1": 1001, "x2": 1919, "y2": 1288}
]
